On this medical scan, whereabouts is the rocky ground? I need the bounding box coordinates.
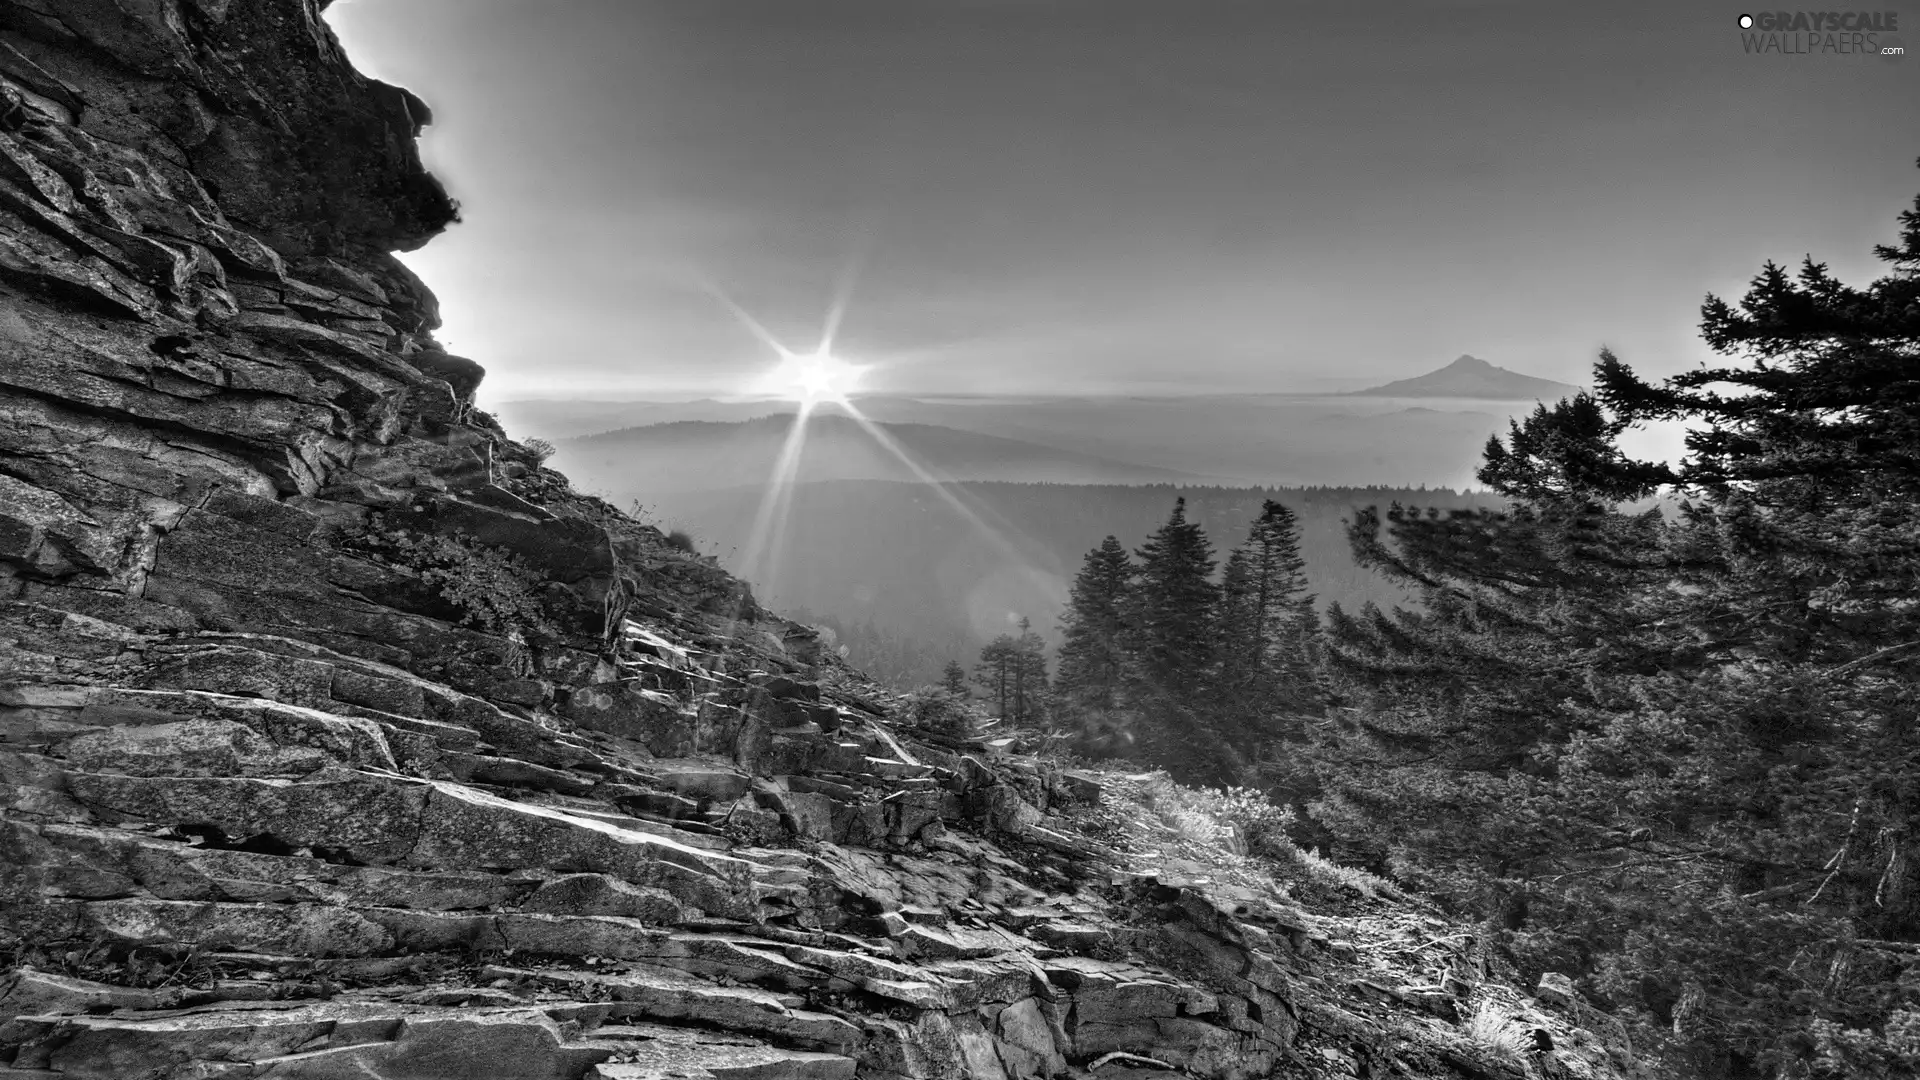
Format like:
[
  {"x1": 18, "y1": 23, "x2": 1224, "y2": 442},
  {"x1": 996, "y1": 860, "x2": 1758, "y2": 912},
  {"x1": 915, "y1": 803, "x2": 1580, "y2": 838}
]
[{"x1": 0, "y1": 3, "x2": 1644, "y2": 1078}]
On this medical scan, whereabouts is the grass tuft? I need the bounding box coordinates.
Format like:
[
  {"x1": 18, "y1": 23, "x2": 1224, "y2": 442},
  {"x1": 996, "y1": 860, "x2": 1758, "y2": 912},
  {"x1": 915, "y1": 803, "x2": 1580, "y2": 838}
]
[{"x1": 1463, "y1": 999, "x2": 1536, "y2": 1064}]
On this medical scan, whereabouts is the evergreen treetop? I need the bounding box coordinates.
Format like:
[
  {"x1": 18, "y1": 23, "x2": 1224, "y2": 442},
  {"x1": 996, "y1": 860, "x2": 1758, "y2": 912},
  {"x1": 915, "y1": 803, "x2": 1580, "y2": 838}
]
[
  {"x1": 1315, "y1": 161, "x2": 1920, "y2": 1077},
  {"x1": 1127, "y1": 497, "x2": 1220, "y2": 699}
]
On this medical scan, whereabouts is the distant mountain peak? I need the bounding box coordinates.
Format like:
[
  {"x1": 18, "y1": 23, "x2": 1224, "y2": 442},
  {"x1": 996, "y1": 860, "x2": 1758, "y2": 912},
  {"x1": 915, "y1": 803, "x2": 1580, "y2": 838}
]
[{"x1": 1347, "y1": 355, "x2": 1583, "y2": 401}]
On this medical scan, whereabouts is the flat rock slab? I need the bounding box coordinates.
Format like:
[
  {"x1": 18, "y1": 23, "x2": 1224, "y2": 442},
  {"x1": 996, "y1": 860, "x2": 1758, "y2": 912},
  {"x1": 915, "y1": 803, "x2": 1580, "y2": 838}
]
[
  {"x1": 245, "y1": 1010, "x2": 613, "y2": 1079},
  {"x1": 495, "y1": 963, "x2": 859, "y2": 1052},
  {"x1": 6, "y1": 1004, "x2": 613, "y2": 1079},
  {"x1": 407, "y1": 783, "x2": 758, "y2": 918},
  {"x1": 51, "y1": 898, "x2": 394, "y2": 958},
  {"x1": 651, "y1": 764, "x2": 750, "y2": 803},
  {"x1": 520, "y1": 874, "x2": 687, "y2": 923},
  {"x1": 896, "y1": 923, "x2": 1012, "y2": 961},
  {"x1": 586, "y1": 1026, "x2": 856, "y2": 1080}
]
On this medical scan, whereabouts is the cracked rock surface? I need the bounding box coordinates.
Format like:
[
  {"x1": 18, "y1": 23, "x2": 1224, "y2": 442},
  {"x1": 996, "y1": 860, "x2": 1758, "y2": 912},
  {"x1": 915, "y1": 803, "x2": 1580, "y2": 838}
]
[{"x1": 0, "y1": 3, "x2": 1639, "y2": 1078}]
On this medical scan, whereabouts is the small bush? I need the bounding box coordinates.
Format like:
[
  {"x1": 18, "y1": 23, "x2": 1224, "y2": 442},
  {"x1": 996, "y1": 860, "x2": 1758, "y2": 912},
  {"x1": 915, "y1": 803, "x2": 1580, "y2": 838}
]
[
  {"x1": 1132, "y1": 775, "x2": 1301, "y2": 862},
  {"x1": 1214, "y1": 786, "x2": 1300, "y2": 862},
  {"x1": 522, "y1": 437, "x2": 557, "y2": 464},
  {"x1": 902, "y1": 687, "x2": 974, "y2": 739},
  {"x1": 357, "y1": 521, "x2": 555, "y2": 640},
  {"x1": 664, "y1": 528, "x2": 698, "y2": 554},
  {"x1": 1297, "y1": 847, "x2": 1404, "y2": 900},
  {"x1": 1163, "y1": 804, "x2": 1233, "y2": 848}
]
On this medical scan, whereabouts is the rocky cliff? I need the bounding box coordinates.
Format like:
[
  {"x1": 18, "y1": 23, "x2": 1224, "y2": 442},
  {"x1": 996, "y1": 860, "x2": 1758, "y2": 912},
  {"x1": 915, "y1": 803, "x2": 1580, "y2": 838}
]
[{"x1": 0, "y1": 5, "x2": 1640, "y2": 1079}]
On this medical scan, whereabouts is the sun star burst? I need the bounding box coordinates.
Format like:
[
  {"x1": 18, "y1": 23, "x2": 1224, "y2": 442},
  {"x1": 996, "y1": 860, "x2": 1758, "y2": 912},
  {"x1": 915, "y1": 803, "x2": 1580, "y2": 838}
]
[{"x1": 767, "y1": 348, "x2": 866, "y2": 404}]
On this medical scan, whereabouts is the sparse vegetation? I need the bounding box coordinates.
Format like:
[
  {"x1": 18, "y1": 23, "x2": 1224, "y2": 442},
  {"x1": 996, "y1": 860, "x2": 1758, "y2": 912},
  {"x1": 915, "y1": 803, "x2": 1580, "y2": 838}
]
[
  {"x1": 901, "y1": 686, "x2": 976, "y2": 739},
  {"x1": 1295, "y1": 847, "x2": 1402, "y2": 901},
  {"x1": 1463, "y1": 999, "x2": 1535, "y2": 1065},
  {"x1": 1212, "y1": 785, "x2": 1298, "y2": 861},
  {"x1": 522, "y1": 437, "x2": 557, "y2": 464},
  {"x1": 348, "y1": 517, "x2": 556, "y2": 642},
  {"x1": 1116, "y1": 769, "x2": 1408, "y2": 900},
  {"x1": 1134, "y1": 773, "x2": 1287, "y2": 858},
  {"x1": 23, "y1": 939, "x2": 216, "y2": 993},
  {"x1": 664, "y1": 527, "x2": 698, "y2": 554}
]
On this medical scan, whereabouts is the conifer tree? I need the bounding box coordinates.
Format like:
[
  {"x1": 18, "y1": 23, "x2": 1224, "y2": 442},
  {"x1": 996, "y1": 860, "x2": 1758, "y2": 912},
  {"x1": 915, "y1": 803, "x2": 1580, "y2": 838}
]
[
  {"x1": 1010, "y1": 616, "x2": 1051, "y2": 725},
  {"x1": 1055, "y1": 536, "x2": 1135, "y2": 716},
  {"x1": 1215, "y1": 499, "x2": 1322, "y2": 761},
  {"x1": 1121, "y1": 498, "x2": 1241, "y2": 783},
  {"x1": 1239, "y1": 499, "x2": 1320, "y2": 706},
  {"x1": 1125, "y1": 497, "x2": 1218, "y2": 699},
  {"x1": 973, "y1": 635, "x2": 1018, "y2": 718},
  {"x1": 940, "y1": 660, "x2": 969, "y2": 697},
  {"x1": 1215, "y1": 547, "x2": 1258, "y2": 694},
  {"x1": 1312, "y1": 163, "x2": 1920, "y2": 1075}
]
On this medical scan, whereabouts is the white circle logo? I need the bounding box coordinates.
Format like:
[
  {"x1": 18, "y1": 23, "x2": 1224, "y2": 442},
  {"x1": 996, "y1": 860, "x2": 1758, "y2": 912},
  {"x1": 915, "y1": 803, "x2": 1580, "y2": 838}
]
[{"x1": 1738, "y1": 13, "x2": 1754, "y2": 28}]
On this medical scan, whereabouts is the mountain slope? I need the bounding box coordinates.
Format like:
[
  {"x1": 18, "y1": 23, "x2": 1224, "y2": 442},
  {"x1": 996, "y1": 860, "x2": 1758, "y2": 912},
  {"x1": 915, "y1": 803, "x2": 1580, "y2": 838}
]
[
  {"x1": 555, "y1": 413, "x2": 1208, "y2": 496},
  {"x1": 0, "y1": 8, "x2": 1637, "y2": 1080},
  {"x1": 1349, "y1": 354, "x2": 1584, "y2": 400}
]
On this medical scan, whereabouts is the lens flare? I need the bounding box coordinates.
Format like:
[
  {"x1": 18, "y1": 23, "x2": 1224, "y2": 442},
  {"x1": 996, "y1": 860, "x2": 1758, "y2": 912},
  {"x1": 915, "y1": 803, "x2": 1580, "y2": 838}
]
[
  {"x1": 698, "y1": 279, "x2": 1057, "y2": 642},
  {"x1": 765, "y1": 348, "x2": 866, "y2": 404}
]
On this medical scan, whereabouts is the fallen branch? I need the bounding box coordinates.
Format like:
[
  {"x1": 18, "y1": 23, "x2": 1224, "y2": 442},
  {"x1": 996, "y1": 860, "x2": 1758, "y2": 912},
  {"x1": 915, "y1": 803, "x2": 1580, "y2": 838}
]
[
  {"x1": 1740, "y1": 879, "x2": 1819, "y2": 903},
  {"x1": 1855, "y1": 939, "x2": 1920, "y2": 954},
  {"x1": 1827, "y1": 640, "x2": 1920, "y2": 678},
  {"x1": 1090, "y1": 1051, "x2": 1177, "y2": 1071}
]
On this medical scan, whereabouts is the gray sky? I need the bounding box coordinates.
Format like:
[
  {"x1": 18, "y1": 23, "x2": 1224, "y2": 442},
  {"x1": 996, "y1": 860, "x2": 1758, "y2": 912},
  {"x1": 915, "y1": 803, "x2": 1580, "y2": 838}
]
[{"x1": 325, "y1": 0, "x2": 1917, "y2": 403}]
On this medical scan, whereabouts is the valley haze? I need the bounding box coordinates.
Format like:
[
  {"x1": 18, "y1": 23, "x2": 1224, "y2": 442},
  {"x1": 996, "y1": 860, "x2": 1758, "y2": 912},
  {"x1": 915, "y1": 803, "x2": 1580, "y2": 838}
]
[{"x1": 497, "y1": 354, "x2": 1606, "y2": 688}]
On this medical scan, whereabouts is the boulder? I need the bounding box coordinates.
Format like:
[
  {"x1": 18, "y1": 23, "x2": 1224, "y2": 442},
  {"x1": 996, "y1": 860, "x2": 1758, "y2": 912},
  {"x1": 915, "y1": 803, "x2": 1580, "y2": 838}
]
[{"x1": 1537, "y1": 971, "x2": 1578, "y2": 1007}]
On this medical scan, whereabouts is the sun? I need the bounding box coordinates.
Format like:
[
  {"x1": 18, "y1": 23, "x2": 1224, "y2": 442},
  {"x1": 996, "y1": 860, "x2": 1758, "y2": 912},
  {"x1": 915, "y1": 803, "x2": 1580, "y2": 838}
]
[{"x1": 765, "y1": 348, "x2": 866, "y2": 404}]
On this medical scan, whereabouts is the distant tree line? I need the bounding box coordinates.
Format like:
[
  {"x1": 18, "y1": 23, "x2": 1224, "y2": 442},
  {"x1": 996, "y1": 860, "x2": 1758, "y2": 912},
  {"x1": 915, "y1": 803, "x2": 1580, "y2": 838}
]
[{"x1": 678, "y1": 480, "x2": 1517, "y2": 688}]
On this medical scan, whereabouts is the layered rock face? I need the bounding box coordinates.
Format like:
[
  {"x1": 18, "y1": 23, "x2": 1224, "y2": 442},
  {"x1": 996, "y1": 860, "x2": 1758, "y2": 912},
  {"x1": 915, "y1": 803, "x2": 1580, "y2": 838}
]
[{"x1": 0, "y1": 5, "x2": 1636, "y2": 1079}]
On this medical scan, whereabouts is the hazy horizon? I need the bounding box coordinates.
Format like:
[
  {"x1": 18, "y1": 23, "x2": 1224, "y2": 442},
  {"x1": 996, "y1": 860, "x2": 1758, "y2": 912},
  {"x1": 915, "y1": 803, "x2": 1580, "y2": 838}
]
[{"x1": 325, "y1": 1, "x2": 1914, "y2": 403}]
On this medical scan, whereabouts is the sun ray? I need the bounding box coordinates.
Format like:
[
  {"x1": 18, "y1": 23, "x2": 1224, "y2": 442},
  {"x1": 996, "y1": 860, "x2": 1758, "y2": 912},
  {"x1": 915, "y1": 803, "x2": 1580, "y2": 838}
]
[
  {"x1": 735, "y1": 401, "x2": 814, "y2": 586},
  {"x1": 691, "y1": 275, "x2": 1060, "y2": 665},
  {"x1": 698, "y1": 277, "x2": 794, "y2": 362},
  {"x1": 839, "y1": 400, "x2": 1047, "y2": 570},
  {"x1": 817, "y1": 246, "x2": 865, "y2": 356}
]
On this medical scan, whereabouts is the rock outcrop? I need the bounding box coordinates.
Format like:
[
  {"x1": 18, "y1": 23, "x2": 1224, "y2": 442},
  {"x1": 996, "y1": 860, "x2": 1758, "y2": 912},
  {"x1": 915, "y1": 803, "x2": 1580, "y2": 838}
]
[{"x1": 0, "y1": 4, "x2": 1639, "y2": 1079}]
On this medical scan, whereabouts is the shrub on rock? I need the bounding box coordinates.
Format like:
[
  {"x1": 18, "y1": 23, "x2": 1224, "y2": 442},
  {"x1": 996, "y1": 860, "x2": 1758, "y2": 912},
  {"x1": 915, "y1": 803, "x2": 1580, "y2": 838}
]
[{"x1": 902, "y1": 687, "x2": 974, "y2": 739}]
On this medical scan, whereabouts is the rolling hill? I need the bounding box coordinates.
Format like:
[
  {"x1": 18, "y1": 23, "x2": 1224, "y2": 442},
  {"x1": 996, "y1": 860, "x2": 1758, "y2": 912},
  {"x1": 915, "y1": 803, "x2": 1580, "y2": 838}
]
[
  {"x1": 551, "y1": 413, "x2": 1211, "y2": 500},
  {"x1": 514, "y1": 393, "x2": 1551, "y2": 491}
]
